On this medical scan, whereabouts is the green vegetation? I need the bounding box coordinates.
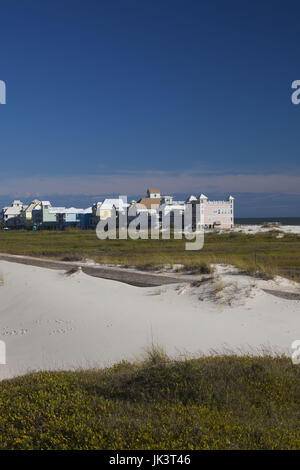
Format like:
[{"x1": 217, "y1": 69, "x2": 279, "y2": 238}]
[
  {"x1": 1, "y1": 353, "x2": 300, "y2": 449},
  {"x1": 0, "y1": 229, "x2": 300, "y2": 279}
]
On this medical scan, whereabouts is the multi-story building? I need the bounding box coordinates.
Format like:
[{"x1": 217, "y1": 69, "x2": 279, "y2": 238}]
[
  {"x1": 54, "y1": 207, "x2": 93, "y2": 229},
  {"x1": 188, "y1": 194, "x2": 234, "y2": 229},
  {"x1": 32, "y1": 201, "x2": 65, "y2": 229},
  {"x1": 1, "y1": 200, "x2": 25, "y2": 228},
  {"x1": 20, "y1": 200, "x2": 42, "y2": 228},
  {"x1": 98, "y1": 198, "x2": 129, "y2": 220}
]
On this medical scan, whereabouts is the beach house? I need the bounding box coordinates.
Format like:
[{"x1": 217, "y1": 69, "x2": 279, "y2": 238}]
[
  {"x1": 98, "y1": 198, "x2": 129, "y2": 220},
  {"x1": 131, "y1": 188, "x2": 162, "y2": 214},
  {"x1": 20, "y1": 200, "x2": 42, "y2": 228},
  {"x1": 32, "y1": 201, "x2": 66, "y2": 229},
  {"x1": 1, "y1": 200, "x2": 25, "y2": 228},
  {"x1": 188, "y1": 194, "x2": 234, "y2": 229},
  {"x1": 54, "y1": 207, "x2": 93, "y2": 230}
]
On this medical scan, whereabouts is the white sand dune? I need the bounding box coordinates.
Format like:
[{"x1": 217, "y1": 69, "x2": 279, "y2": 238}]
[
  {"x1": 221, "y1": 225, "x2": 300, "y2": 235},
  {"x1": 0, "y1": 260, "x2": 299, "y2": 379}
]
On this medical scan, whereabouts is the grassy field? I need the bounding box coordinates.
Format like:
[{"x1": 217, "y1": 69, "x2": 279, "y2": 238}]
[
  {"x1": 0, "y1": 229, "x2": 300, "y2": 279},
  {"x1": 1, "y1": 353, "x2": 300, "y2": 450}
]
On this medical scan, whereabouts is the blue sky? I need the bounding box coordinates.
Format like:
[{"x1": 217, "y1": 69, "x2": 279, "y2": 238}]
[{"x1": 0, "y1": 0, "x2": 300, "y2": 216}]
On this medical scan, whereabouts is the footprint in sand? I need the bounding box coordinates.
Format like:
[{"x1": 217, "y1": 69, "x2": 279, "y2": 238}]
[
  {"x1": 49, "y1": 326, "x2": 75, "y2": 336},
  {"x1": 0, "y1": 328, "x2": 28, "y2": 336}
]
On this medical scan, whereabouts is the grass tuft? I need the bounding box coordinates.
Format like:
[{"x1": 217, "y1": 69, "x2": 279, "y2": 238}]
[{"x1": 143, "y1": 344, "x2": 170, "y2": 365}]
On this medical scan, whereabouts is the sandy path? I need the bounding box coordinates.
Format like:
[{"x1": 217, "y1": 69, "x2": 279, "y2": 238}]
[{"x1": 0, "y1": 253, "x2": 188, "y2": 287}]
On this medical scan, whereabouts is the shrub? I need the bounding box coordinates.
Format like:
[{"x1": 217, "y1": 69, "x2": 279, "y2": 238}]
[{"x1": 0, "y1": 355, "x2": 300, "y2": 449}]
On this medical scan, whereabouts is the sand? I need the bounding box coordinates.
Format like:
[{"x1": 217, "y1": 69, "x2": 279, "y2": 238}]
[
  {"x1": 0, "y1": 260, "x2": 299, "y2": 379},
  {"x1": 223, "y1": 225, "x2": 300, "y2": 235}
]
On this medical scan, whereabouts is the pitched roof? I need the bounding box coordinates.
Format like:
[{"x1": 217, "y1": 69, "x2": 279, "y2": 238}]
[
  {"x1": 4, "y1": 206, "x2": 22, "y2": 216},
  {"x1": 186, "y1": 195, "x2": 197, "y2": 202},
  {"x1": 25, "y1": 200, "x2": 41, "y2": 212},
  {"x1": 147, "y1": 188, "x2": 160, "y2": 193},
  {"x1": 136, "y1": 197, "x2": 161, "y2": 209},
  {"x1": 101, "y1": 198, "x2": 128, "y2": 210}
]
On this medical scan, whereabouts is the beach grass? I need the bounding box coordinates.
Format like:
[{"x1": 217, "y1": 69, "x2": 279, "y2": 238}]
[
  {"x1": 0, "y1": 229, "x2": 300, "y2": 279},
  {"x1": 1, "y1": 353, "x2": 300, "y2": 449}
]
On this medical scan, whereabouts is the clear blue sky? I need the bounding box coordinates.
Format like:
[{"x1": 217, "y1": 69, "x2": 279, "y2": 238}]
[{"x1": 1, "y1": 0, "x2": 300, "y2": 216}]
